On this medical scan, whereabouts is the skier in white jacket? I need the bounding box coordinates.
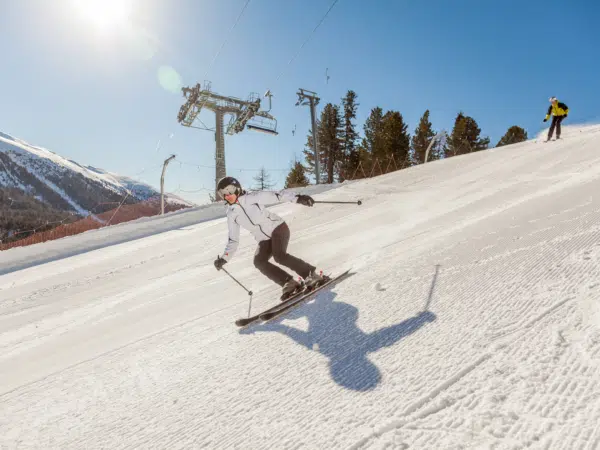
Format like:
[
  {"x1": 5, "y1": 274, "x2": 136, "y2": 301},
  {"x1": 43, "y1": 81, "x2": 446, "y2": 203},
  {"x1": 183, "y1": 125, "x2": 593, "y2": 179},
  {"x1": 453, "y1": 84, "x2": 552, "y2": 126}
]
[{"x1": 213, "y1": 176, "x2": 324, "y2": 299}]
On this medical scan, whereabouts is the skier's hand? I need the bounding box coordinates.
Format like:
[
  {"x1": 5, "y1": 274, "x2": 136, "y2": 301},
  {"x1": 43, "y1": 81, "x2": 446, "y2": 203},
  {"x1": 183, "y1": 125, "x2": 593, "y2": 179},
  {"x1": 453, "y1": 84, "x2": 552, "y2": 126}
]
[
  {"x1": 543, "y1": 118, "x2": 548, "y2": 122},
  {"x1": 214, "y1": 256, "x2": 227, "y2": 270},
  {"x1": 296, "y1": 194, "x2": 315, "y2": 207}
]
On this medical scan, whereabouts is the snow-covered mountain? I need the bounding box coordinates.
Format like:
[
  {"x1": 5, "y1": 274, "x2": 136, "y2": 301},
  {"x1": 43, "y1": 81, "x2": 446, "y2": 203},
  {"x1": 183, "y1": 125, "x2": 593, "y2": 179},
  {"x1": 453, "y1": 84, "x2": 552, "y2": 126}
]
[{"x1": 0, "y1": 131, "x2": 193, "y2": 216}]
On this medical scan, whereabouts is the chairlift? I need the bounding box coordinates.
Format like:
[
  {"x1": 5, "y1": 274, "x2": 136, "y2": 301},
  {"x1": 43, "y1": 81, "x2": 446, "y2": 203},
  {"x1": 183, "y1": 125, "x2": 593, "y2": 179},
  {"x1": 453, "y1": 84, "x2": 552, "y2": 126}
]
[
  {"x1": 247, "y1": 116, "x2": 278, "y2": 135},
  {"x1": 247, "y1": 124, "x2": 278, "y2": 135}
]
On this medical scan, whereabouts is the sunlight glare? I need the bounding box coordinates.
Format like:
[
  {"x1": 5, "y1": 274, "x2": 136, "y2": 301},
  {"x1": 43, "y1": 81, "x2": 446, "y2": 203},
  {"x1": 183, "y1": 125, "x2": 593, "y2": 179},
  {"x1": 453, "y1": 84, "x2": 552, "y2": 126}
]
[{"x1": 73, "y1": 0, "x2": 133, "y2": 34}]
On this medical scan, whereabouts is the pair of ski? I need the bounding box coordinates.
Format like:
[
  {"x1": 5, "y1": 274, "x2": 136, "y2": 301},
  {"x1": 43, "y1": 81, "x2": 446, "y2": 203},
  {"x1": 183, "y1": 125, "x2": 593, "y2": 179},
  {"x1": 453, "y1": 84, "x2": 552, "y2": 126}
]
[{"x1": 235, "y1": 269, "x2": 351, "y2": 327}]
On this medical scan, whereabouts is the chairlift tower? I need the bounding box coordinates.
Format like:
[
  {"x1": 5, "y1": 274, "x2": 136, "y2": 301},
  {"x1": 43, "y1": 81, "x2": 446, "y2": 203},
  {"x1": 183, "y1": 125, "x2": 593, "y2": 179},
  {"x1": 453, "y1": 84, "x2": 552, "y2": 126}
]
[
  {"x1": 295, "y1": 88, "x2": 320, "y2": 184},
  {"x1": 177, "y1": 81, "x2": 278, "y2": 200}
]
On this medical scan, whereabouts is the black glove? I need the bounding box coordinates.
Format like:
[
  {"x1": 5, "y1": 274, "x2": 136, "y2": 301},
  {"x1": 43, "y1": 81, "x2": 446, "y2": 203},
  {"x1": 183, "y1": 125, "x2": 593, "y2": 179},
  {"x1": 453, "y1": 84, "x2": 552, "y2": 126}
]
[
  {"x1": 543, "y1": 118, "x2": 548, "y2": 122},
  {"x1": 214, "y1": 256, "x2": 227, "y2": 270},
  {"x1": 296, "y1": 194, "x2": 315, "y2": 207}
]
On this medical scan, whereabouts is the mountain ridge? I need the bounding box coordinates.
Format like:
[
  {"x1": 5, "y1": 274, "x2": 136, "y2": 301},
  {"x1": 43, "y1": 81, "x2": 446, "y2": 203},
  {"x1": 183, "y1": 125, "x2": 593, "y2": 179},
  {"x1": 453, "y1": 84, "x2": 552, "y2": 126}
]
[{"x1": 0, "y1": 131, "x2": 193, "y2": 216}]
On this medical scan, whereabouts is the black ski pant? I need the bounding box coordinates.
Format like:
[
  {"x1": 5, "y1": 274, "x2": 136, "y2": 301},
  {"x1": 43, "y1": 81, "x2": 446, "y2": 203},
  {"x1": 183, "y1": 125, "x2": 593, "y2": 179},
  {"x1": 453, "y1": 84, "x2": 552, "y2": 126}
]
[
  {"x1": 254, "y1": 223, "x2": 314, "y2": 286},
  {"x1": 548, "y1": 115, "x2": 565, "y2": 139}
]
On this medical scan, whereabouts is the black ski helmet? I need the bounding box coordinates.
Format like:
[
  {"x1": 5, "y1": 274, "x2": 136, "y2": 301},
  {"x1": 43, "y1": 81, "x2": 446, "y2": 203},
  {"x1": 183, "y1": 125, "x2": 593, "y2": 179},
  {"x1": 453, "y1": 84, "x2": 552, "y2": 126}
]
[{"x1": 217, "y1": 176, "x2": 242, "y2": 200}]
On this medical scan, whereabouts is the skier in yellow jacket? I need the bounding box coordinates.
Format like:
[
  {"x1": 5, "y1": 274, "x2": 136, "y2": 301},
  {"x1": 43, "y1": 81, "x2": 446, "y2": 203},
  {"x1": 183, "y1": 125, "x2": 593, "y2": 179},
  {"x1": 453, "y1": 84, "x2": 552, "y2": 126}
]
[{"x1": 543, "y1": 97, "x2": 569, "y2": 141}]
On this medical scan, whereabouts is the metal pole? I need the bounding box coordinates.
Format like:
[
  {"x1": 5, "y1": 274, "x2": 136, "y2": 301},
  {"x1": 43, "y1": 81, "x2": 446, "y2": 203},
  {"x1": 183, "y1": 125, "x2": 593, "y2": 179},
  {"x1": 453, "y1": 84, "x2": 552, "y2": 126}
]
[
  {"x1": 309, "y1": 97, "x2": 320, "y2": 184},
  {"x1": 221, "y1": 267, "x2": 254, "y2": 296},
  {"x1": 215, "y1": 109, "x2": 226, "y2": 200},
  {"x1": 424, "y1": 137, "x2": 436, "y2": 164},
  {"x1": 424, "y1": 131, "x2": 445, "y2": 164},
  {"x1": 314, "y1": 200, "x2": 362, "y2": 205},
  {"x1": 296, "y1": 89, "x2": 321, "y2": 185},
  {"x1": 177, "y1": 83, "x2": 278, "y2": 202},
  {"x1": 160, "y1": 154, "x2": 176, "y2": 215}
]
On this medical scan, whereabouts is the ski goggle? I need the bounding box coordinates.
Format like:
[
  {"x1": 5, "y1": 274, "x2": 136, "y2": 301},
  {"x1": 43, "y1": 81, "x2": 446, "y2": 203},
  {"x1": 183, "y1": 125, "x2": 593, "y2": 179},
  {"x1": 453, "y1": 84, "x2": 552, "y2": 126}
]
[
  {"x1": 549, "y1": 97, "x2": 557, "y2": 102},
  {"x1": 218, "y1": 184, "x2": 238, "y2": 200}
]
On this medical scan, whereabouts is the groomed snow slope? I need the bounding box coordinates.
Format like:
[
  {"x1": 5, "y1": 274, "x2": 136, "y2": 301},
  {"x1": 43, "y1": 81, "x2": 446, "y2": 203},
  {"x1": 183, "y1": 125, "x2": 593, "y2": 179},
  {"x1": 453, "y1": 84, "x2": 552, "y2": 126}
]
[{"x1": 2, "y1": 125, "x2": 600, "y2": 449}]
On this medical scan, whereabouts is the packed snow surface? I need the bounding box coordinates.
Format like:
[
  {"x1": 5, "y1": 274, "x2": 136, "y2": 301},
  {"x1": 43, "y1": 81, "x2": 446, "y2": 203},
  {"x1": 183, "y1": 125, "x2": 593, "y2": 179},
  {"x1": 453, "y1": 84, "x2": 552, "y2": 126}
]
[{"x1": 2, "y1": 125, "x2": 600, "y2": 449}]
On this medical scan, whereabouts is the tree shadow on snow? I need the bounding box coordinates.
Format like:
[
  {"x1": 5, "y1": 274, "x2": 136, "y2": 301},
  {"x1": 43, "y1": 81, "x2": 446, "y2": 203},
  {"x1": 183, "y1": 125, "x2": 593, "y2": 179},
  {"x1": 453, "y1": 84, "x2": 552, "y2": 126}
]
[{"x1": 240, "y1": 269, "x2": 439, "y2": 392}]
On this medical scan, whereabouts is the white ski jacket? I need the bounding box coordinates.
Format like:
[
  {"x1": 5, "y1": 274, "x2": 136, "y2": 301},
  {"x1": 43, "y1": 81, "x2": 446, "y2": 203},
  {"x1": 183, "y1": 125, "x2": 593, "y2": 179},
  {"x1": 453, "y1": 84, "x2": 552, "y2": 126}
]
[{"x1": 221, "y1": 190, "x2": 299, "y2": 261}]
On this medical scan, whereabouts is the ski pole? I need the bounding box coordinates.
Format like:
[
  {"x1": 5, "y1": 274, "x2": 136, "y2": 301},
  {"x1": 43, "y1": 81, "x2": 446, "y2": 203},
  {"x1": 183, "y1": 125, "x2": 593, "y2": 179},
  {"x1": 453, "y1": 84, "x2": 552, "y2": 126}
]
[
  {"x1": 314, "y1": 200, "x2": 362, "y2": 205},
  {"x1": 222, "y1": 267, "x2": 253, "y2": 296},
  {"x1": 221, "y1": 267, "x2": 254, "y2": 317}
]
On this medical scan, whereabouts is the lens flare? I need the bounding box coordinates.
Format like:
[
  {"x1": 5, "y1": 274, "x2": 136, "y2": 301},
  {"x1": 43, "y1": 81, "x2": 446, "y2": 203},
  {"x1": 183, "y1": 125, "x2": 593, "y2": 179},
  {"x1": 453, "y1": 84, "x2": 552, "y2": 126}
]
[{"x1": 158, "y1": 66, "x2": 183, "y2": 94}]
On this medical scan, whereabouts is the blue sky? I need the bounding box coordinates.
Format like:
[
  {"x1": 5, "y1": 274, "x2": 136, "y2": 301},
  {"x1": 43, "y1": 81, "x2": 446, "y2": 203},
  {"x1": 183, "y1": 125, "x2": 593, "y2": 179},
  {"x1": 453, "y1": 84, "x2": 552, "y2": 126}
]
[{"x1": 1, "y1": 0, "x2": 598, "y2": 205}]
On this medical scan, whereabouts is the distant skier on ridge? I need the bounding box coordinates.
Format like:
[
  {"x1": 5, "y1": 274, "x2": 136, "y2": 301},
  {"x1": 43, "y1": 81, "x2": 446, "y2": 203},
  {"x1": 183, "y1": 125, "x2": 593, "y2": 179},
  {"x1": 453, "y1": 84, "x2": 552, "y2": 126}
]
[
  {"x1": 543, "y1": 96, "x2": 569, "y2": 141},
  {"x1": 213, "y1": 176, "x2": 324, "y2": 300}
]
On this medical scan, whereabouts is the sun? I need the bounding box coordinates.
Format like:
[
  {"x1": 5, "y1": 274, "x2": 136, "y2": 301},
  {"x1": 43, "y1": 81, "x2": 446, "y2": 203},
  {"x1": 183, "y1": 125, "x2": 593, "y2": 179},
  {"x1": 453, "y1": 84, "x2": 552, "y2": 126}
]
[{"x1": 73, "y1": 0, "x2": 133, "y2": 34}]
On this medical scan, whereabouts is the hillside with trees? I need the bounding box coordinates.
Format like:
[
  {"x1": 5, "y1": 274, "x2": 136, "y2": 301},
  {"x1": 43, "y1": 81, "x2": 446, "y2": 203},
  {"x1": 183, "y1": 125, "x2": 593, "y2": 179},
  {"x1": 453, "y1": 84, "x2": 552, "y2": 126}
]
[{"x1": 284, "y1": 89, "x2": 520, "y2": 186}]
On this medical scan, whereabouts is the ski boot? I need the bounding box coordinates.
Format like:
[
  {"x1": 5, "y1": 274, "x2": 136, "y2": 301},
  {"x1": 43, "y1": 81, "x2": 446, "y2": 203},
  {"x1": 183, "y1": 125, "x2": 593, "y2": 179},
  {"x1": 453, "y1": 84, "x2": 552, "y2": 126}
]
[
  {"x1": 280, "y1": 278, "x2": 304, "y2": 301},
  {"x1": 304, "y1": 270, "x2": 328, "y2": 291}
]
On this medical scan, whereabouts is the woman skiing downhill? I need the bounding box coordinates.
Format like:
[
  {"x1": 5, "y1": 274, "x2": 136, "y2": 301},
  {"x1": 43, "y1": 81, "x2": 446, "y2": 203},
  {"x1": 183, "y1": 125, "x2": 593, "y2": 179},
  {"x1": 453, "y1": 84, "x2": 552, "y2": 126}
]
[{"x1": 213, "y1": 176, "x2": 324, "y2": 299}]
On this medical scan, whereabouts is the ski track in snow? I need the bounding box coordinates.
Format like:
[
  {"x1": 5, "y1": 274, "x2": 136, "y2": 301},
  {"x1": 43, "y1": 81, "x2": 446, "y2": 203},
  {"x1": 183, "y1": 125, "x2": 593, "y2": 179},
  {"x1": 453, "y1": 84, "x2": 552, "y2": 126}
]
[{"x1": 1, "y1": 125, "x2": 600, "y2": 449}]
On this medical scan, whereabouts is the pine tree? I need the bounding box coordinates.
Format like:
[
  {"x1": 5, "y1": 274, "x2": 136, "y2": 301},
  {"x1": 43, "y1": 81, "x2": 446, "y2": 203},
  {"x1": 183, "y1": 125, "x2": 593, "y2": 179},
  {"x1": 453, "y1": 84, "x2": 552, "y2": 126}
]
[
  {"x1": 340, "y1": 90, "x2": 359, "y2": 182},
  {"x1": 284, "y1": 161, "x2": 310, "y2": 188},
  {"x1": 463, "y1": 116, "x2": 490, "y2": 152},
  {"x1": 302, "y1": 104, "x2": 343, "y2": 184},
  {"x1": 302, "y1": 124, "x2": 323, "y2": 183},
  {"x1": 411, "y1": 110, "x2": 436, "y2": 165},
  {"x1": 496, "y1": 126, "x2": 528, "y2": 147},
  {"x1": 382, "y1": 110, "x2": 411, "y2": 170},
  {"x1": 446, "y1": 112, "x2": 467, "y2": 157},
  {"x1": 446, "y1": 112, "x2": 489, "y2": 157},
  {"x1": 318, "y1": 103, "x2": 343, "y2": 184},
  {"x1": 252, "y1": 166, "x2": 275, "y2": 190},
  {"x1": 359, "y1": 107, "x2": 385, "y2": 172}
]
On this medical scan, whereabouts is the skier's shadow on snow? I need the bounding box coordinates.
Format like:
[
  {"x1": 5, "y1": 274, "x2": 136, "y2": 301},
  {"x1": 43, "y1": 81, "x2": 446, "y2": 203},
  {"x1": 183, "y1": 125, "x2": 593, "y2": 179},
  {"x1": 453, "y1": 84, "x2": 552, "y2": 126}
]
[{"x1": 240, "y1": 273, "x2": 437, "y2": 392}]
